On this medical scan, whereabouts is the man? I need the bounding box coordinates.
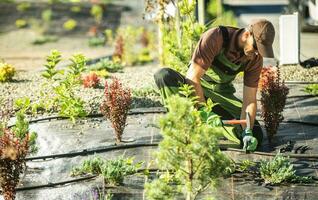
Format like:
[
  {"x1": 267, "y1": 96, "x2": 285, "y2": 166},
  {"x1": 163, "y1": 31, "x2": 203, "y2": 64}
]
[{"x1": 154, "y1": 19, "x2": 276, "y2": 151}]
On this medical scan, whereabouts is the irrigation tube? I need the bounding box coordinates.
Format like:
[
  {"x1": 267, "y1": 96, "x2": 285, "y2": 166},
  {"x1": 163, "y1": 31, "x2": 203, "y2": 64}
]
[
  {"x1": 13, "y1": 107, "x2": 318, "y2": 129},
  {"x1": 256, "y1": 119, "x2": 318, "y2": 127},
  {"x1": 0, "y1": 169, "x2": 163, "y2": 193},
  {"x1": 1, "y1": 167, "x2": 316, "y2": 193},
  {"x1": 7, "y1": 107, "x2": 167, "y2": 129},
  {"x1": 25, "y1": 142, "x2": 318, "y2": 162},
  {"x1": 15, "y1": 108, "x2": 317, "y2": 161},
  {"x1": 286, "y1": 94, "x2": 317, "y2": 99},
  {"x1": 16, "y1": 175, "x2": 97, "y2": 191},
  {"x1": 25, "y1": 143, "x2": 158, "y2": 161},
  {"x1": 21, "y1": 107, "x2": 167, "y2": 126},
  {"x1": 285, "y1": 81, "x2": 318, "y2": 85}
]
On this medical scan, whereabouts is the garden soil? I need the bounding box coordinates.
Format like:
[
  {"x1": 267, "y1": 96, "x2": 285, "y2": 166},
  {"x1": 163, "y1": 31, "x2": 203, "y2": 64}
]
[{"x1": 2, "y1": 83, "x2": 317, "y2": 200}]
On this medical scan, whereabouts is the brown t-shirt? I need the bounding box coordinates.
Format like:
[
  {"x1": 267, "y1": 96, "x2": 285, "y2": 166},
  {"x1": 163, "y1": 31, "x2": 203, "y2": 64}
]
[{"x1": 191, "y1": 26, "x2": 263, "y2": 88}]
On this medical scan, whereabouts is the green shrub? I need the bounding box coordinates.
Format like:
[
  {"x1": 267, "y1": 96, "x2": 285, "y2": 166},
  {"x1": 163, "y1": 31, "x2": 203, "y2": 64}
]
[
  {"x1": 145, "y1": 94, "x2": 231, "y2": 200},
  {"x1": 145, "y1": 173, "x2": 176, "y2": 200},
  {"x1": 63, "y1": 19, "x2": 77, "y2": 31},
  {"x1": 41, "y1": 9, "x2": 53, "y2": 23},
  {"x1": 304, "y1": 84, "x2": 318, "y2": 96},
  {"x1": 207, "y1": 0, "x2": 237, "y2": 27},
  {"x1": 71, "y1": 156, "x2": 104, "y2": 176},
  {"x1": 54, "y1": 75, "x2": 87, "y2": 123},
  {"x1": 40, "y1": 51, "x2": 88, "y2": 122},
  {"x1": 42, "y1": 50, "x2": 62, "y2": 80},
  {"x1": 90, "y1": 4, "x2": 103, "y2": 25},
  {"x1": 90, "y1": 58, "x2": 122, "y2": 73},
  {"x1": 71, "y1": 156, "x2": 142, "y2": 185},
  {"x1": 113, "y1": 26, "x2": 156, "y2": 66},
  {"x1": 32, "y1": 35, "x2": 58, "y2": 45},
  {"x1": 0, "y1": 62, "x2": 16, "y2": 82},
  {"x1": 132, "y1": 87, "x2": 160, "y2": 98},
  {"x1": 260, "y1": 153, "x2": 312, "y2": 184},
  {"x1": 16, "y1": 2, "x2": 31, "y2": 12},
  {"x1": 88, "y1": 36, "x2": 105, "y2": 47},
  {"x1": 70, "y1": 5, "x2": 81, "y2": 13},
  {"x1": 135, "y1": 48, "x2": 153, "y2": 65},
  {"x1": 101, "y1": 156, "x2": 142, "y2": 185},
  {"x1": 68, "y1": 54, "x2": 87, "y2": 76},
  {"x1": 104, "y1": 29, "x2": 114, "y2": 46},
  {"x1": 90, "y1": 69, "x2": 109, "y2": 78},
  {"x1": 162, "y1": 0, "x2": 206, "y2": 74},
  {"x1": 15, "y1": 19, "x2": 27, "y2": 28}
]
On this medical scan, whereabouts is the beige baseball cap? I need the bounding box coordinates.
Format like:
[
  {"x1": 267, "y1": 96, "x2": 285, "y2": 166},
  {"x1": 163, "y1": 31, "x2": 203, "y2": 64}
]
[{"x1": 249, "y1": 19, "x2": 275, "y2": 58}]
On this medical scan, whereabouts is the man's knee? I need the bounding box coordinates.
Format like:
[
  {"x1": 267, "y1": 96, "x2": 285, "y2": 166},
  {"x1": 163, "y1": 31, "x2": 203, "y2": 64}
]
[{"x1": 154, "y1": 68, "x2": 184, "y2": 88}]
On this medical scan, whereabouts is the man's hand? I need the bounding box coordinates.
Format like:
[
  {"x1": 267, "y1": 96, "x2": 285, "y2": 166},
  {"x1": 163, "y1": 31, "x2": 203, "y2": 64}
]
[{"x1": 242, "y1": 128, "x2": 258, "y2": 151}]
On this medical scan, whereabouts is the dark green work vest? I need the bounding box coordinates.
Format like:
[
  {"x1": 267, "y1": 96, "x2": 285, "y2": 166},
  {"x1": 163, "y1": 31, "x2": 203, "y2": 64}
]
[{"x1": 202, "y1": 26, "x2": 245, "y2": 85}]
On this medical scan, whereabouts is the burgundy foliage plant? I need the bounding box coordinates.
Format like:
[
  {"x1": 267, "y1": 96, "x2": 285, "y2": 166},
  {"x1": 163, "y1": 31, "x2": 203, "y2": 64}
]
[
  {"x1": 100, "y1": 77, "x2": 132, "y2": 144},
  {"x1": 82, "y1": 72, "x2": 100, "y2": 88},
  {"x1": 140, "y1": 29, "x2": 150, "y2": 48},
  {"x1": 0, "y1": 129, "x2": 29, "y2": 200},
  {"x1": 113, "y1": 35, "x2": 124, "y2": 62},
  {"x1": 259, "y1": 66, "x2": 289, "y2": 142}
]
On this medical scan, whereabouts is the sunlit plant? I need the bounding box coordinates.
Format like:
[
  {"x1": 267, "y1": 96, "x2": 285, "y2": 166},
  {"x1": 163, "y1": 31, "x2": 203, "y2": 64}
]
[
  {"x1": 82, "y1": 72, "x2": 100, "y2": 88},
  {"x1": 0, "y1": 109, "x2": 37, "y2": 200},
  {"x1": 0, "y1": 62, "x2": 16, "y2": 82},
  {"x1": 42, "y1": 50, "x2": 63, "y2": 80},
  {"x1": 100, "y1": 78, "x2": 132, "y2": 144},
  {"x1": 145, "y1": 94, "x2": 232, "y2": 200},
  {"x1": 63, "y1": 19, "x2": 77, "y2": 31},
  {"x1": 90, "y1": 4, "x2": 103, "y2": 25},
  {"x1": 304, "y1": 84, "x2": 318, "y2": 96},
  {"x1": 260, "y1": 153, "x2": 312, "y2": 185},
  {"x1": 15, "y1": 19, "x2": 27, "y2": 28},
  {"x1": 259, "y1": 66, "x2": 289, "y2": 142},
  {"x1": 71, "y1": 156, "x2": 142, "y2": 186}
]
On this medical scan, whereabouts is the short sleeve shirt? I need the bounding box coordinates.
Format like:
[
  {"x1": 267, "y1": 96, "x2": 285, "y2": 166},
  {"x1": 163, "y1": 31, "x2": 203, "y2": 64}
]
[{"x1": 191, "y1": 26, "x2": 263, "y2": 88}]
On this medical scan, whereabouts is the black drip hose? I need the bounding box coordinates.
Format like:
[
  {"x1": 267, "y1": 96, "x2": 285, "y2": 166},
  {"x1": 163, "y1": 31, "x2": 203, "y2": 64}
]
[
  {"x1": 10, "y1": 107, "x2": 318, "y2": 129},
  {"x1": 25, "y1": 143, "x2": 158, "y2": 161},
  {"x1": 10, "y1": 107, "x2": 167, "y2": 128},
  {"x1": 285, "y1": 81, "x2": 318, "y2": 85},
  {"x1": 2, "y1": 169, "x2": 165, "y2": 193},
  {"x1": 25, "y1": 142, "x2": 318, "y2": 162},
  {"x1": 256, "y1": 119, "x2": 318, "y2": 127},
  {"x1": 1, "y1": 166, "x2": 315, "y2": 193},
  {"x1": 16, "y1": 175, "x2": 97, "y2": 191}
]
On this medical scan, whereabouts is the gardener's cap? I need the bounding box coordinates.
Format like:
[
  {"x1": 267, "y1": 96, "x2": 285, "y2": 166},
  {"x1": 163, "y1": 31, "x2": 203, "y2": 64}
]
[{"x1": 249, "y1": 19, "x2": 275, "y2": 58}]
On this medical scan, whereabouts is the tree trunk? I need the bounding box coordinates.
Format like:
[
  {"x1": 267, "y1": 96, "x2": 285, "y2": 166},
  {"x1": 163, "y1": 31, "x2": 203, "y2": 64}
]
[
  {"x1": 217, "y1": 0, "x2": 222, "y2": 17},
  {"x1": 175, "y1": 0, "x2": 182, "y2": 48},
  {"x1": 158, "y1": 0, "x2": 166, "y2": 66},
  {"x1": 198, "y1": 0, "x2": 205, "y2": 25}
]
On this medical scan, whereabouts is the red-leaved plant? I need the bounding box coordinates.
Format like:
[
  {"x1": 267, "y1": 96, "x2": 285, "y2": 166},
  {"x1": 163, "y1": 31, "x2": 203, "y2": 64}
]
[
  {"x1": 100, "y1": 78, "x2": 132, "y2": 144},
  {"x1": 259, "y1": 65, "x2": 289, "y2": 143},
  {"x1": 113, "y1": 35, "x2": 124, "y2": 62},
  {"x1": 140, "y1": 29, "x2": 149, "y2": 48},
  {"x1": 82, "y1": 72, "x2": 100, "y2": 88},
  {"x1": 0, "y1": 129, "x2": 29, "y2": 200}
]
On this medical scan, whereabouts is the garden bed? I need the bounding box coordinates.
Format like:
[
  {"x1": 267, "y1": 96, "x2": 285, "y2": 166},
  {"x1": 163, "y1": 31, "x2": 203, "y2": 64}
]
[{"x1": 0, "y1": 80, "x2": 317, "y2": 199}]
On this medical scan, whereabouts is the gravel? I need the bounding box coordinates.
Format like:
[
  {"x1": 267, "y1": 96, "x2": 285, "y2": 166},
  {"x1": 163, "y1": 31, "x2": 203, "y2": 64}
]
[
  {"x1": 1, "y1": 63, "x2": 317, "y2": 118},
  {"x1": 0, "y1": 63, "x2": 163, "y2": 117},
  {"x1": 280, "y1": 64, "x2": 318, "y2": 82}
]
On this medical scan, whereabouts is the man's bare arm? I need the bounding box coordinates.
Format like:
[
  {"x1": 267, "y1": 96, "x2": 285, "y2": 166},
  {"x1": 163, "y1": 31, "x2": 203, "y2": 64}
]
[
  {"x1": 185, "y1": 62, "x2": 206, "y2": 104},
  {"x1": 241, "y1": 85, "x2": 258, "y2": 129}
]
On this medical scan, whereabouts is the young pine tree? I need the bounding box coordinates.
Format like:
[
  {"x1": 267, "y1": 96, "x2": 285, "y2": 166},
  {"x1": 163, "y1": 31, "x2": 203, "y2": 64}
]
[{"x1": 146, "y1": 95, "x2": 231, "y2": 200}]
